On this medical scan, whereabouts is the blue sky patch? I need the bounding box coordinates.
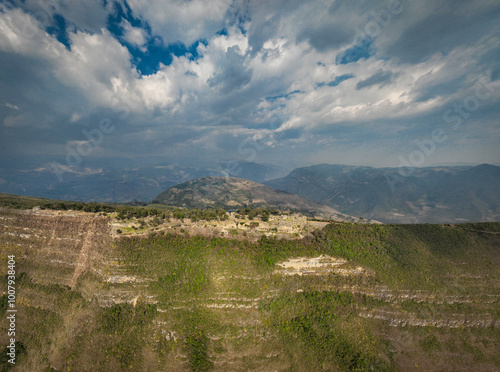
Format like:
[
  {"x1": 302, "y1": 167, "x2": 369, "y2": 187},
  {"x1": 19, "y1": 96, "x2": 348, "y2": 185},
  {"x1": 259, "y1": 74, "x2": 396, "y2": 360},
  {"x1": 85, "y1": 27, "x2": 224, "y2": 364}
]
[
  {"x1": 107, "y1": 1, "x2": 148, "y2": 40},
  {"x1": 265, "y1": 90, "x2": 301, "y2": 102},
  {"x1": 107, "y1": 1, "x2": 206, "y2": 75},
  {"x1": 336, "y1": 38, "x2": 374, "y2": 65},
  {"x1": 216, "y1": 28, "x2": 229, "y2": 36},
  {"x1": 46, "y1": 14, "x2": 71, "y2": 50},
  {"x1": 317, "y1": 74, "x2": 355, "y2": 88},
  {"x1": 131, "y1": 38, "x2": 206, "y2": 75}
]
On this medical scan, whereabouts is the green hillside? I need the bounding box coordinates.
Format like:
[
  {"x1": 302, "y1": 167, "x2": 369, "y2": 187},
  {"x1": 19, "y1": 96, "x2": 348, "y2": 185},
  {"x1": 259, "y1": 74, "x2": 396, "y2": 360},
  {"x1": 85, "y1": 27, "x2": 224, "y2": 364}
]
[{"x1": 0, "y1": 200, "x2": 499, "y2": 371}]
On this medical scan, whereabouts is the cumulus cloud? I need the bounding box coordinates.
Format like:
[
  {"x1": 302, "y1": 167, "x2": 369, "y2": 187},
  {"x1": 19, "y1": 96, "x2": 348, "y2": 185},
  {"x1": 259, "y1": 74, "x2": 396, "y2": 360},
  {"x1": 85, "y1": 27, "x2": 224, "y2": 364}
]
[
  {"x1": 208, "y1": 46, "x2": 252, "y2": 94},
  {"x1": 126, "y1": 0, "x2": 232, "y2": 45},
  {"x1": 0, "y1": 0, "x2": 499, "y2": 173},
  {"x1": 7, "y1": 0, "x2": 112, "y2": 34},
  {"x1": 120, "y1": 19, "x2": 148, "y2": 51},
  {"x1": 69, "y1": 113, "x2": 81, "y2": 123},
  {"x1": 0, "y1": 7, "x2": 137, "y2": 106}
]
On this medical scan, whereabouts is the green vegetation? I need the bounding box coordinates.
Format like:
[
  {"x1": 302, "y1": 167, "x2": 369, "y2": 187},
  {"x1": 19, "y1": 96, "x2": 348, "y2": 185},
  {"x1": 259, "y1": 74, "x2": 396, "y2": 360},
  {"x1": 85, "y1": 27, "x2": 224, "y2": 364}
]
[
  {"x1": 0, "y1": 193, "x2": 120, "y2": 213},
  {"x1": 0, "y1": 192, "x2": 233, "y2": 222},
  {"x1": 236, "y1": 207, "x2": 281, "y2": 220},
  {"x1": 0, "y1": 295, "x2": 8, "y2": 315},
  {"x1": 307, "y1": 222, "x2": 499, "y2": 290},
  {"x1": 420, "y1": 334, "x2": 442, "y2": 353},
  {"x1": 99, "y1": 303, "x2": 156, "y2": 335},
  {"x1": 177, "y1": 308, "x2": 215, "y2": 372},
  {"x1": 0, "y1": 341, "x2": 25, "y2": 372},
  {"x1": 97, "y1": 303, "x2": 157, "y2": 369},
  {"x1": 119, "y1": 234, "x2": 211, "y2": 302},
  {"x1": 261, "y1": 291, "x2": 393, "y2": 371},
  {"x1": 0, "y1": 199, "x2": 499, "y2": 371}
]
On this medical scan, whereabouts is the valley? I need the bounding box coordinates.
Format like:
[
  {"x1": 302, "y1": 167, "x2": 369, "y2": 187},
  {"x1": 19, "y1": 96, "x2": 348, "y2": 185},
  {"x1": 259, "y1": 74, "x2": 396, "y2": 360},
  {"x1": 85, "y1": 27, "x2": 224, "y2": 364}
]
[{"x1": 265, "y1": 163, "x2": 500, "y2": 224}]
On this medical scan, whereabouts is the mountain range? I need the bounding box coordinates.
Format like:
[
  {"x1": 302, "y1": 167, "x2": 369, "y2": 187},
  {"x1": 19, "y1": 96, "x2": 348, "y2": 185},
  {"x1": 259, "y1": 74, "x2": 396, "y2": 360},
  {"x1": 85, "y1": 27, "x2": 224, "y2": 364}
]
[
  {"x1": 0, "y1": 161, "x2": 288, "y2": 203},
  {"x1": 265, "y1": 163, "x2": 500, "y2": 223},
  {"x1": 1, "y1": 162, "x2": 499, "y2": 224}
]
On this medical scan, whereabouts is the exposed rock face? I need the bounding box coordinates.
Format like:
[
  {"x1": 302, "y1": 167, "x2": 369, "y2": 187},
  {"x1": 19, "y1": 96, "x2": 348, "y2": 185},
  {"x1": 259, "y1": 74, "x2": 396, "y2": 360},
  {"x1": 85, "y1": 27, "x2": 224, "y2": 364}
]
[{"x1": 274, "y1": 255, "x2": 369, "y2": 276}]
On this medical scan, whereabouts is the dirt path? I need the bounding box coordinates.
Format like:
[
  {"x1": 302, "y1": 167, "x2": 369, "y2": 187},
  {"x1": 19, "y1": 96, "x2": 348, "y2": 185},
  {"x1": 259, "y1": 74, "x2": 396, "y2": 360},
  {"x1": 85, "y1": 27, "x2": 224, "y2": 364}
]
[
  {"x1": 70, "y1": 217, "x2": 97, "y2": 289},
  {"x1": 46, "y1": 216, "x2": 62, "y2": 253}
]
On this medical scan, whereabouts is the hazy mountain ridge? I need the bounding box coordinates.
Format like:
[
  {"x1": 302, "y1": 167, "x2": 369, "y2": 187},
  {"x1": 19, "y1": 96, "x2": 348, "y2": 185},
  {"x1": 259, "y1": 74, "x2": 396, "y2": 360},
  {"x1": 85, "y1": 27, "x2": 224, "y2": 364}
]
[
  {"x1": 2, "y1": 162, "x2": 499, "y2": 223},
  {"x1": 265, "y1": 164, "x2": 500, "y2": 223},
  {"x1": 0, "y1": 162, "x2": 288, "y2": 203},
  {"x1": 153, "y1": 176, "x2": 362, "y2": 222}
]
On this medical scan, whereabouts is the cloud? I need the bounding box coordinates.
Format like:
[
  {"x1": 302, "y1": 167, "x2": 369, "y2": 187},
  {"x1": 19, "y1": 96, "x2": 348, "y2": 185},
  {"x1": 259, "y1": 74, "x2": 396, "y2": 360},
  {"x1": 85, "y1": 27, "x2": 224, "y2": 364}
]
[
  {"x1": 356, "y1": 71, "x2": 395, "y2": 90},
  {"x1": 0, "y1": 0, "x2": 499, "y2": 175},
  {"x1": 8, "y1": 0, "x2": 112, "y2": 35},
  {"x1": 208, "y1": 46, "x2": 253, "y2": 94},
  {"x1": 375, "y1": 0, "x2": 500, "y2": 63},
  {"x1": 297, "y1": 22, "x2": 351, "y2": 52},
  {"x1": 120, "y1": 19, "x2": 148, "y2": 51},
  {"x1": 5, "y1": 103, "x2": 20, "y2": 110},
  {"x1": 0, "y1": 6, "x2": 145, "y2": 111},
  {"x1": 126, "y1": 0, "x2": 232, "y2": 45},
  {"x1": 70, "y1": 113, "x2": 81, "y2": 123}
]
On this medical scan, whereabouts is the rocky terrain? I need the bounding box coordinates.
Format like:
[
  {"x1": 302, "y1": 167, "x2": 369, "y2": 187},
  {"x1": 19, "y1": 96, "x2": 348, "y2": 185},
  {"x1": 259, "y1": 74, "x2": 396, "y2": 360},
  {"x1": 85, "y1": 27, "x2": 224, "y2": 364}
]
[
  {"x1": 112, "y1": 210, "x2": 330, "y2": 242},
  {"x1": 153, "y1": 176, "x2": 364, "y2": 222}
]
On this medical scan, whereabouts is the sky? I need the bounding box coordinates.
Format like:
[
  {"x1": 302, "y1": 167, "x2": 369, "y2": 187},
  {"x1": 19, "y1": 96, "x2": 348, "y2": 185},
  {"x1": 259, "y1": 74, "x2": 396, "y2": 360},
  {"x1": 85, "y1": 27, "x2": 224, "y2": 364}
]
[{"x1": 0, "y1": 0, "x2": 499, "y2": 180}]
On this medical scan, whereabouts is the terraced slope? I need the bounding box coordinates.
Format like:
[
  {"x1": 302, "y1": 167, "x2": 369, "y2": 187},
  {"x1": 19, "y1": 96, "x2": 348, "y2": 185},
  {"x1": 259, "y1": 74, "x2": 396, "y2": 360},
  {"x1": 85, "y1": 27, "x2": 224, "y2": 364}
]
[{"x1": 0, "y1": 206, "x2": 499, "y2": 371}]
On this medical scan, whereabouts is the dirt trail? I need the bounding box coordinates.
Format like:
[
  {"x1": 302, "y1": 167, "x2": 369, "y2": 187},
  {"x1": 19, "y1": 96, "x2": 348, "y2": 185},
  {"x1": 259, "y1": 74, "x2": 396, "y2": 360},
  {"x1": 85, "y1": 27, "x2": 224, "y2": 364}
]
[
  {"x1": 70, "y1": 216, "x2": 98, "y2": 289},
  {"x1": 46, "y1": 216, "x2": 62, "y2": 253}
]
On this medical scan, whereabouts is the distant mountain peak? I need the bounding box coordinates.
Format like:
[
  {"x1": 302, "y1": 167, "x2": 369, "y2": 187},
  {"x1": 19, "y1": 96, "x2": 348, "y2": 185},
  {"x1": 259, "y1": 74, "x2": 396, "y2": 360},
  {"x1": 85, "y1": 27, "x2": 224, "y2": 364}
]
[
  {"x1": 265, "y1": 164, "x2": 500, "y2": 223},
  {"x1": 153, "y1": 176, "x2": 361, "y2": 221}
]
